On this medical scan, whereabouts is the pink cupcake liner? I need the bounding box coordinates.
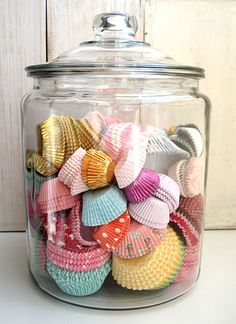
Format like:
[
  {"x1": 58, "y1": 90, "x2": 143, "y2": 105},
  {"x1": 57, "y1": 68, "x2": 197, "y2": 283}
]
[
  {"x1": 174, "y1": 242, "x2": 200, "y2": 283},
  {"x1": 67, "y1": 200, "x2": 97, "y2": 246},
  {"x1": 129, "y1": 196, "x2": 169, "y2": 229},
  {"x1": 114, "y1": 220, "x2": 166, "y2": 258},
  {"x1": 58, "y1": 148, "x2": 86, "y2": 188},
  {"x1": 115, "y1": 138, "x2": 148, "y2": 188},
  {"x1": 170, "y1": 211, "x2": 200, "y2": 246},
  {"x1": 154, "y1": 174, "x2": 180, "y2": 213},
  {"x1": 168, "y1": 157, "x2": 204, "y2": 198},
  {"x1": 145, "y1": 135, "x2": 190, "y2": 174},
  {"x1": 46, "y1": 240, "x2": 111, "y2": 272},
  {"x1": 69, "y1": 149, "x2": 89, "y2": 195},
  {"x1": 37, "y1": 178, "x2": 77, "y2": 214},
  {"x1": 124, "y1": 168, "x2": 160, "y2": 203},
  {"x1": 85, "y1": 111, "x2": 107, "y2": 134},
  {"x1": 178, "y1": 194, "x2": 204, "y2": 234}
]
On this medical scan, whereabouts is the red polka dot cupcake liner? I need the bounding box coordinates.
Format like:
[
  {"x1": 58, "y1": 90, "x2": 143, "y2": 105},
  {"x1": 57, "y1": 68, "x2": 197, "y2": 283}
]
[{"x1": 93, "y1": 210, "x2": 131, "y2": 251}]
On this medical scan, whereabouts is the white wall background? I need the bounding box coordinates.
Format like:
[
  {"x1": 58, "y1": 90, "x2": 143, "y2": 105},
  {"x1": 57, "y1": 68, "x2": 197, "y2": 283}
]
[{"x1": 0, "y1": 0, "x2": 235, "y2": 230}]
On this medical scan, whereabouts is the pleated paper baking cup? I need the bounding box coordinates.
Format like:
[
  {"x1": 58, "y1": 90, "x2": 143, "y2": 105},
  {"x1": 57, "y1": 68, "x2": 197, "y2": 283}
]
[
  {"x1": 177, "y1": 194, "x2": 204, "y2": 234},
  {"x1": 46, "y1": 240, "x2": 111, "y2": 272},
  {"x1": 114, "y1": 220, "x2": 166, "y2": 258},
  {"x1": 82, "y1": 185, "x2": 127, "y2": 226},
  {"x1": 168, "y1": 158, "x2": 203, "y2": 198},
  {"x1": 33, "y1": 227, "x2": 49, "y2": 277},
  {"x1": 115, "y1": 138, "x2": 148, "y2": 188},
  {"x1": 60, "y1": 115, "x2": 81, "y2": 161},
  {"x1": 58, "y1": 147, "x2": 86, "y2": 188},
  {"x1": 154, "y1": 174, "x2": 180, "y2": 213},
  {"x1": 40, "y1": 114, "x2": 66, "y2": 168},
  {"x1": 81, "y1": 149, "x2": 116, "y2": 189},
  {"x1": 37, "y1": 177, "x2": 77, "y2": 214},
  {"x1": 76, "y1": 118, "x2": 100, "y2": 151},
  {"x1": 112, "y1": 226, "x2": 184, "y2": 290},
  {"x1": 170, "y1": 125, "x2": 204, "y2": 157},
  {"x1": 46, "y1": 259, "x2": 111, "y2": 297},
  {"x1": 85, "y1": 111, "x2": 107, "y2": 134},
  {"x1": 98, "y1": 123, "x2": 132, "y2": 160},
  {"x1": 67, "y1": 200, "x2": 97, "y2": 247},
  {"x1": 124, "y1": 168, "x2": 160, "y2": 203},
  {"x1": 92, "y1": 210, "x2": 131, "y2": 251},
  {"x1": 33, "y1": 152, "x2": 58, "y2": 177},
  {"x1": 129, "y1": 196, "x2": 169, "y2": 229},
  {"x1": 145, "y1": 135, "x2": 190, "y2": 174},
  {"x1": 174, "y1": 241, "x2": 200, "y2": 283},
  {"x1": 170, "y1": 211, "x2": 200, "y2": 246}
]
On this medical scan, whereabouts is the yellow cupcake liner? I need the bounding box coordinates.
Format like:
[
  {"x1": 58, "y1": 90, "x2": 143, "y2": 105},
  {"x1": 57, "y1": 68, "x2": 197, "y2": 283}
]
[
  {"x1": 40, "y1": 115, "x2": 66, "y2": 168},
  {"x1": 112, "y1": 226, "x2": 184, "y2": 290},
  {"x1": 76, "y1": 118, "x2": 100, "y2": 151},
  {"x1": 81, "y1": 149, "x2": 116, "y2": 189}
]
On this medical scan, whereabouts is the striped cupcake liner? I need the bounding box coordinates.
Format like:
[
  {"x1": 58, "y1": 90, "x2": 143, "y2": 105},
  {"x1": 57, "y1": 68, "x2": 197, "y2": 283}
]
[{"x1": 46, "y1": 259, "x2": 111, "y2": 296}]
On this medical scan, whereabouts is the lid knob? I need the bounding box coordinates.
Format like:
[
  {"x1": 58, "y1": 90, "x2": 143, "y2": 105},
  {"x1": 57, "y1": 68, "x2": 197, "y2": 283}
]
[{"x1": 93, "y1": 12, "x2": 138, "y2": 39}]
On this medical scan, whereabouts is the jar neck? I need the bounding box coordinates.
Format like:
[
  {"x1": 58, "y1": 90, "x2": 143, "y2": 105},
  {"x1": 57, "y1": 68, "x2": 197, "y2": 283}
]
[{"x1": 33, "y1": 76, "x2": 199, "y2": 96}]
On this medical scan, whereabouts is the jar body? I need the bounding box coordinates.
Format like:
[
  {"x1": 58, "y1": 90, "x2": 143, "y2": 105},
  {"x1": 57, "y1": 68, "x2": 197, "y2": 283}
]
[{"x1": 22, "y1": 75, "x2": 210, "y2": 309}]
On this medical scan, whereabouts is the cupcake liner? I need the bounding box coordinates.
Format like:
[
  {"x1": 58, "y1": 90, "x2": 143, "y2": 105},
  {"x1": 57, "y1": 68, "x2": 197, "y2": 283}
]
[
  {"x1": 177, "y1": 194, "x2": 204, "y2": 234},
  {"x1": 124, "y1": 168, "x2": 160, "y2": 203},
  {"x1": 26, "y1": 150, "x2": 35, "y2": 169},
  {"x1": 28, "y1": 191, "x2": 43, "y2": 230},
  {"x1": 67, "y1": 200, "x2": 97, "y2": 246},
  {"x1": 170, "y1": 125, "x2": 203, "y2": 157},
  {"x1": 33, "y1": 227, "x2": 49, "y2": 277},
  {"x1": 168, "y1": 157, "x2": 204, "y2": 198},
  {"x1": 40, "y1": 114, "x2": 66, "y2": 168},
  {"x1": 46, "y1": 259, "x2": 111, "y2": 296},
  {"x1": 81, "y1": 149, "x2": 116, "y2": 189},
  {"x1": 114, "y1": 220, "x2": 166, "y2": 258},
  {"x1": 115, "y1": 138, "x2": 148, "y2": 188},
  {"x1": 129, "y1": 196, "x2": 169, "y2": 229},
  {"x1": 98, "y1": 123, "x2": 132, "y2": 160},
  {"x1": 140, "y1": 124, "x2": 168, "y2": 138},
  {"x1": 154, "y1": 174, "x2": 180, "y2": 213},
  {"x1": 92, "y1": 210, "x2": 131, "y2": 251},
  {"x1": 61, "y1": 115, "x2": 81, "y2": 161},
  {"x1": 170, "y1": 211, "x2": 200, "y2": 246},
  {"x1": 85, "y1": 111, "x2": 107, "y2": 134},
  {"x1": 46, "y1": 240, "x2": 111, "y2": 272},
  {"x1": 145, "y1": 135, "x2": 190, "y2": 174},
  {"x1": 33, "y1": 152, "x2": 58, "y2": 177},
  {"x1": 37, "y1": 178, "x2": 77, "y2": 213},
  {"x1": 112, "y1": 226, "x2": 184, "y2": 290},
  {"x1": 82, "y1": 185, "x2": 127, "y2": 226},
  {"x1": 76, "y1": 118, "x2": 100, "y2": 151},
  {"x1": 58, "y1": 147, "x2": 86, "y2": 188},
  {"x1": 173, "y1": 241, "x2": 200, "y2": 283}
]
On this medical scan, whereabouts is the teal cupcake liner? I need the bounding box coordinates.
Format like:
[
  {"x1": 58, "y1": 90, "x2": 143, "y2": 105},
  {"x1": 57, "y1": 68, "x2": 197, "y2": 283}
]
[
  {"x1": 46, "y1": 259, "x2": 111, "y2": 296},
  {"x1": 33, "y1": 227, "x2": 49, "y2": 277},
  {"x1": 82, "y1": 185, "x2": 127, "y2": 226}
]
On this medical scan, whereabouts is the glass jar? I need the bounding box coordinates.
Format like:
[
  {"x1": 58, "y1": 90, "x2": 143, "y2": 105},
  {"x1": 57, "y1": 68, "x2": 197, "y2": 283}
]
[{"x1": 22, "y1": 12, "x2": 210, "y2": 309}]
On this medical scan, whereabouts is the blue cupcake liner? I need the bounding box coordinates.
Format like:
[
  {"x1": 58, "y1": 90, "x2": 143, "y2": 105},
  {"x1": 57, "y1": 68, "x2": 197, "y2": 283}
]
[
  {"x1": 46, "y1": 259, "x2": 111, "y2": 296},
  {"x1": 82, "y1": 185, "x2": 127, "y2": 226}
]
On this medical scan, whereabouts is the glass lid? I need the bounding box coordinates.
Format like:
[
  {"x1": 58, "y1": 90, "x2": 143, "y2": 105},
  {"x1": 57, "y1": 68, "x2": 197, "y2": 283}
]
[{"x1": 26, "y1": 12, "x2": 204, "y2": 78}]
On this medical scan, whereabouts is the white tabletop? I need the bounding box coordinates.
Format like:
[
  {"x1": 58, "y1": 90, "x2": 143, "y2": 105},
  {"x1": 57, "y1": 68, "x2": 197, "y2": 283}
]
[{"x1": 0, "y1": 230, "x2": 235, "y2": 324}]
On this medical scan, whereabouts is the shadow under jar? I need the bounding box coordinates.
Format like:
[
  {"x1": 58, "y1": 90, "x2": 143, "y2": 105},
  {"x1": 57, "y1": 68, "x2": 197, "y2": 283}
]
[{"x1": 21, "y1": 12, "x2": 210, "y2": 309}]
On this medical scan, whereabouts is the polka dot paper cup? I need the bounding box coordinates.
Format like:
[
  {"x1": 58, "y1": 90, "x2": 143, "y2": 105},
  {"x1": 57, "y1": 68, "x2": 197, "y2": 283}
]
[{"x1": 93, "y1": 210, "x2": 131, "y2": 251}]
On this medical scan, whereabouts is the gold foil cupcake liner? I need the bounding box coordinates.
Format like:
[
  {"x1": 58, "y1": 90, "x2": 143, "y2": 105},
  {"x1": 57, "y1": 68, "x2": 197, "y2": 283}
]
[
  {"x1": 81, "y1": 149, "x2": 116, "y2": 189},
  {"x1": 76, "y1": 118, "x2": 100, "y2": 151}
]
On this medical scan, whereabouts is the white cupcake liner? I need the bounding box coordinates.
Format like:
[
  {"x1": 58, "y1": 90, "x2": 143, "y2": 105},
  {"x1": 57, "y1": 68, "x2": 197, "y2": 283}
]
[
  {"x1": 129, "y1": 196, "x2": 169, "y2": 229},
  {"x1": 154, "y1": 174, "x2": 180, "y2": 213}
]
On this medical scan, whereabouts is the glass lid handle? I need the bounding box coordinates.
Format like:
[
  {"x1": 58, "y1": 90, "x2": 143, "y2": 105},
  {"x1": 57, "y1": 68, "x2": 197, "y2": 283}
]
[{"x1": 93, "y1": 12, "x2": 138, "y2": 40}]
